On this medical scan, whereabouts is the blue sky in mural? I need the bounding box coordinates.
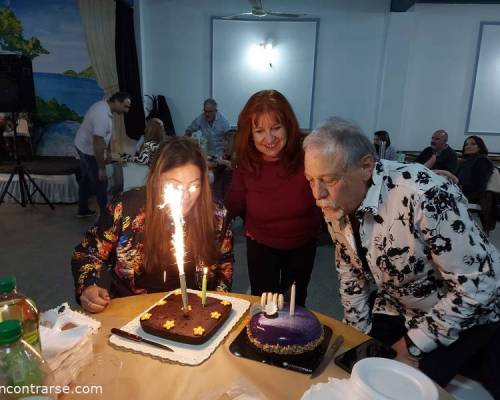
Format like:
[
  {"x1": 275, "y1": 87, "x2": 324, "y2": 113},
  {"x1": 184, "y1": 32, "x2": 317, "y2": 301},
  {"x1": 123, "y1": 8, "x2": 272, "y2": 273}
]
[{"x1": 5, "y1": 0, "x2": 91, "y2": 73}]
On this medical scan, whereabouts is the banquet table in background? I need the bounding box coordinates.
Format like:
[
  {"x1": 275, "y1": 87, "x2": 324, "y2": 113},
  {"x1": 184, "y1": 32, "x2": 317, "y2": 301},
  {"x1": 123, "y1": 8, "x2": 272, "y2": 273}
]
[{"x1": 61, "y1": 293, "x2": 454, "y2": 400}]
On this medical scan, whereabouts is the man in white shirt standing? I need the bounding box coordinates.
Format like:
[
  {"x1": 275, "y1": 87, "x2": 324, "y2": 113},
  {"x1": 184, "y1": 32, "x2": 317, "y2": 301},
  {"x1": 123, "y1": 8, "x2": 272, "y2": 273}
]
[
  {"x1": 303, "y1": 117, "x2": 500, "y2": 398},
  {"x1": 74, "y1": 92, "x2": 131, "y2": 217},
  {"x1": 185, "y1": 98, "x2": 230, "y2": 199}
]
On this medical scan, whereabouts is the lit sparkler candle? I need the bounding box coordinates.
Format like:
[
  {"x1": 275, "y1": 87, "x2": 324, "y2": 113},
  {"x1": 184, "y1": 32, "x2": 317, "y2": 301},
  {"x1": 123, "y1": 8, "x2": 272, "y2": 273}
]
[{"x1": 159, "y1": 183, "x2": 189, "y2": 311}]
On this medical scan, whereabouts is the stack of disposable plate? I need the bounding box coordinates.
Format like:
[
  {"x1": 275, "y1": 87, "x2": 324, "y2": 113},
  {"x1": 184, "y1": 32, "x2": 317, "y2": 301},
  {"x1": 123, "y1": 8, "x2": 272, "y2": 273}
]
[{"x1": 301, "y1": 357, "x2": 438, "y2": 400}]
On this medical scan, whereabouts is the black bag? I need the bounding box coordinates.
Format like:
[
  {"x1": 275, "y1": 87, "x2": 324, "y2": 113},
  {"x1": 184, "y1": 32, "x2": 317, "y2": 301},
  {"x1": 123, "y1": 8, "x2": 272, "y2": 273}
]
[{"x1": 145, "y1": 95, "x2": 176, "y2": 136}]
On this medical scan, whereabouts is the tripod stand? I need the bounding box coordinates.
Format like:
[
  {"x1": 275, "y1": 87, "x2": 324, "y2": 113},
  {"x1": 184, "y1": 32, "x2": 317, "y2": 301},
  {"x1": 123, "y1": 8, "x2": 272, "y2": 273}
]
[{"x1": 0, "y1": 114, "x2": 54, "y2": 209}]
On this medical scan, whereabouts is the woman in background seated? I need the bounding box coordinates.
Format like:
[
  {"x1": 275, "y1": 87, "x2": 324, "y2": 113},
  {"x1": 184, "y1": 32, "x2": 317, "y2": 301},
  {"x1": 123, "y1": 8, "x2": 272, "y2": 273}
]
[
  {"x1": 122, "y1": 118, "x2": 166, "y2": 165},
  {"x1": 437, "y1": 136, "x2": 495, "y2": 197},
  {"x1": 436, "y1": 136, "x2": 497, "y2": 232},
  {"x1": 373, "y1": 130, "x2": 398, "y2": 161},
  {"x1": 72, "y1": 137, "x2": 234, "y2": 313},
  {"x1": 455, "y1": 136, "x2": 495, "y2": 201},
  {"x1": 225, "y1": 90, "x2": 322, "y2": 306}
]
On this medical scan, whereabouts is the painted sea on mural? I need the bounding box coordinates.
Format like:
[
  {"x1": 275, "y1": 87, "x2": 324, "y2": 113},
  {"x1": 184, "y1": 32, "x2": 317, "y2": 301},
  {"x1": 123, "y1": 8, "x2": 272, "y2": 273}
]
[
  {"x1": 0, "y1": 0, "x2": 103, "y2": 156},
  {"x1": 34, "y1": 72, "x2": 103, "y2": 116},
  {"x1": 34, "y1": 73, "x2": 103, "y2": 157}
]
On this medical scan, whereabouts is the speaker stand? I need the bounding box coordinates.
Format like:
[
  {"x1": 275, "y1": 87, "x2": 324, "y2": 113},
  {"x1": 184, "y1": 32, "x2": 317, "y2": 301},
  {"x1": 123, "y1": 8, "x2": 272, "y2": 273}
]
[
  {"x1": 0, "y1": 161, "x2": 54, "y2": 209},
  {"x1": 0, "y1": 115, "x2": 54, "y2": 209}
]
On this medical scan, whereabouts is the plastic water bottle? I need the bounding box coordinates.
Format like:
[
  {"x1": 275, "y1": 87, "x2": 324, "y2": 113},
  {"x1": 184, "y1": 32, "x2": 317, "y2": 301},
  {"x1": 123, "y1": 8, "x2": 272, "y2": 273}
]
[
  {"x1": 0, "y1": 277, "x2": 41, "y2": 354},
  {"x1": 192, "y1": 132, "x2": 208, "y2": 154},
  {"x1": 379, "y1": 140, "x2": 386, "y2": 160},
  {"x1": 0, "y1": 320, "x2": 55, "y2": 400}
]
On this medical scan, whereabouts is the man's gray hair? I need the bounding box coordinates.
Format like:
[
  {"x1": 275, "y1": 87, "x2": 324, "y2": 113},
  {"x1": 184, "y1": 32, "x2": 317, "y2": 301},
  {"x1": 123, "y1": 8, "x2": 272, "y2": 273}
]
[
  {"x1": 303, "y1": 117, "x2": 376, "y2": 171},
  {"x1": 203, "y1": 98, "x2": 217, "y2": 108}
]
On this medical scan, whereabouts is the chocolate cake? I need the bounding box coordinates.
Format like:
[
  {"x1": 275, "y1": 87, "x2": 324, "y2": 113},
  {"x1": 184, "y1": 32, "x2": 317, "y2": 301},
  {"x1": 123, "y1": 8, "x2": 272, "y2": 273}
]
[
  {"x1": 247, "y1": 303, "x2": 324, "y2": 355},
  {"x1": 140, "y1": 291, "x2": 232, "y2": 345}
]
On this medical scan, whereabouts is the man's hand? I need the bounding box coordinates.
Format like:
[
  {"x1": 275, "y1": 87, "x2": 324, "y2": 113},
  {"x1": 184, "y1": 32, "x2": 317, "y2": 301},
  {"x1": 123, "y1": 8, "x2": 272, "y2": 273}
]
[
  {"x1": 98, "y1": 168, "x2": 107, "y2": 181},
  {"x1": 392, "y1": 337, "x2": 419, "y2": 369},
  {"x1": 424, "y1": 153, "x2": 437, "y2": 169},
  {"x1": 80, "y1": 285, "x2": 110, "y2": 313},
  {"x1": 217, "y1": 159, "x2": 232, "y2": 168}
]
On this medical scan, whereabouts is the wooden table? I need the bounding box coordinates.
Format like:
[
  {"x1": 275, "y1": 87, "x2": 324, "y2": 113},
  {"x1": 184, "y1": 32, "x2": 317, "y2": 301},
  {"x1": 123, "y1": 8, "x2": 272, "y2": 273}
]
[{"x1": 62, "y1": 292, "x2": 454, "y2": 400}]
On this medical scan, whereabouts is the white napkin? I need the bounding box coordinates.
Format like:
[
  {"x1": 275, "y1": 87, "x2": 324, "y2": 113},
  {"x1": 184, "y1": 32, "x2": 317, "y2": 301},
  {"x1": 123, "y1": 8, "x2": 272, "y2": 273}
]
[
  {"x1": 301, "y1": 378, "x2": 355, "y2": 400},
  {"x1": 40, "y1": 302, "x2": 101, "y2": 386}
]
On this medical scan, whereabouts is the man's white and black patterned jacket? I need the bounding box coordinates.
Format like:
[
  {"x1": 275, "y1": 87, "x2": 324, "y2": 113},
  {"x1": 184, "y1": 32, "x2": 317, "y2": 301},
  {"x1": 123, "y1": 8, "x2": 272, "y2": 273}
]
[{"x1": 326, "y1": 160, "x2": 500, "y2": 353}]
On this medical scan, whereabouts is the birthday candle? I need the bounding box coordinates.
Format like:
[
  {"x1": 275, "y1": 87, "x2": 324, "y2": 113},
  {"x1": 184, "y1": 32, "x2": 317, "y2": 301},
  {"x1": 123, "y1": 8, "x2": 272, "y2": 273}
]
[
  {"x1": 290, "y1": 282, "x2": 296, "y2": 316},
  {"x1": 201, "y1": 267, "x2": 208, "y2": 306}
]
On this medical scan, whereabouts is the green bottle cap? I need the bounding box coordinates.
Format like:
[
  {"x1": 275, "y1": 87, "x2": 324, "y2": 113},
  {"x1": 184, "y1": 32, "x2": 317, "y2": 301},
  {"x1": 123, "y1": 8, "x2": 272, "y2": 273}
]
[
  {"x1": 0, "y1": 276, "x2": 16, "y2": 294},
  {"x1": 0, "y1": 320, "x2": 22, "y2": 345}
]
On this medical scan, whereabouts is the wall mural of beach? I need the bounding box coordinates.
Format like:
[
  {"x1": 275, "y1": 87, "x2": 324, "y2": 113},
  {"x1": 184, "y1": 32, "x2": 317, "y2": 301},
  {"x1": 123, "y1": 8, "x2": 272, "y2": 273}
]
[{"x1": 0, "y1": 0, "x2": 103, "y2": 157}]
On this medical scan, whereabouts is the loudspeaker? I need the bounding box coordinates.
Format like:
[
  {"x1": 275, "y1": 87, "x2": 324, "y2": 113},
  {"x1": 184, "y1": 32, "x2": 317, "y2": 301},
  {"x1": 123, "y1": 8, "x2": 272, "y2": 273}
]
[{"x1": 0, "y1": 54, "x2": 35, "y2": 112}]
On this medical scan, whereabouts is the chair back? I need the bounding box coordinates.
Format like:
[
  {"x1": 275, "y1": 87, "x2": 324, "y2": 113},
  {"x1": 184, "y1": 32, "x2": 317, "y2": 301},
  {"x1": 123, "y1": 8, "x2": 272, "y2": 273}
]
[{"x1": 486, "y1": 168, "x2": 500, "y2": 193}]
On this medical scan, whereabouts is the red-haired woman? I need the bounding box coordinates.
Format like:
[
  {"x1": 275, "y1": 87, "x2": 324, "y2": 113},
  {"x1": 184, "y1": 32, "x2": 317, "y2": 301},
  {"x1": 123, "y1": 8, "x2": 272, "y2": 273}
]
[
  {"x1": 72, "y1": 137, "x2": 233, "y2": 313},
  {"x1": 225, "y1": 90, "x2": 322, "y2": 306}
]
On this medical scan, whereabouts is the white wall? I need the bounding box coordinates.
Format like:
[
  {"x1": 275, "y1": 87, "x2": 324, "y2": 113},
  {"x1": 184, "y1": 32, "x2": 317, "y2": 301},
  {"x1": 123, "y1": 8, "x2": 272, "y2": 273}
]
[
  {"x1": 379, "y1": 4, "x2": 500, "y2": 152},
  {"x1": 136, "y1": 0, "x2": 389, "y2": 133},
  {"x1": 212, "y1": 19, "x2": 318, "y2": 128}
]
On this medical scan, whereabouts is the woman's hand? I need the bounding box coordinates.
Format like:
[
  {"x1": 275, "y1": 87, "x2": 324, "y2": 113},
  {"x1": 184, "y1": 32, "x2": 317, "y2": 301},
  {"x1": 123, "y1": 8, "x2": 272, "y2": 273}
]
[
  {"x1": 80, "y1": 285, "x2": 110, "y2": 313},
  {"x1": 391, "y1": 337, "x2": 419, "y2": 369}
]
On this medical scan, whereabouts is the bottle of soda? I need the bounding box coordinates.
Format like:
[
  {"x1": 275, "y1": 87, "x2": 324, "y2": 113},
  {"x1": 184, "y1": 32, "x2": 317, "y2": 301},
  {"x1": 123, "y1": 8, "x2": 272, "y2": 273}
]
[
  {"x1": 0, "y1": 277, "x2": 41, "y2": 354},
  {"x1": 0, "y1": 320, "x2": 55, "y2": 400}
]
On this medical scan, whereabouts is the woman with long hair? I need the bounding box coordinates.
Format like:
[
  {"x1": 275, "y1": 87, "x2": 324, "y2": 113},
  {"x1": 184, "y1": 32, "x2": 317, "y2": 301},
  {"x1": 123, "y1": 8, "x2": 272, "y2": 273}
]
[
  {"x1": 225, "y1": 90, "x2": 322, "y2": 306},
  {"x1": 435, "y1": 135, "x2": 497, "y2": 233},
  {"x1": 121, "y1": 118, "x2": 166, "y2": 165},
  {"x1": 373, "y1": 130, "x2": 398, "y2": 161},
  {"x1": 72, "y1": 137, "x2": 233, "y2": 313},
  {"x1": 456, "y1": 135, "x2": 494, "y2": 199}
]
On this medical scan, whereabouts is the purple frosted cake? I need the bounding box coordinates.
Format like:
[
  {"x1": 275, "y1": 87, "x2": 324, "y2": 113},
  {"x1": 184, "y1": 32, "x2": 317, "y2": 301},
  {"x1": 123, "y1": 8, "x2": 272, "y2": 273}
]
[{"x1": 247, "y1": 303, "x2": 324, "y2": 355}]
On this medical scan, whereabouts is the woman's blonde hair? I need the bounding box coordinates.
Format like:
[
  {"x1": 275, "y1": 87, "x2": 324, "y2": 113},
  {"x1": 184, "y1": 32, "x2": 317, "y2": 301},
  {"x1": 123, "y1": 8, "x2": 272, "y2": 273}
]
[{"x1": 144, "y1": 118, "x2": 166, "y2": 144}]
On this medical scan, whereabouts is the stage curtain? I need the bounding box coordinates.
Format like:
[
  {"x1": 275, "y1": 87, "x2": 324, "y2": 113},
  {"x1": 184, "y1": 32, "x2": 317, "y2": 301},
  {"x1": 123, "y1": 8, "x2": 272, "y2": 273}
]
[
  {"x1": 78, "y1": 0, "x2": 126, "y2": 153},
  {"x1": 115, "y1": 1, "x2": 145, "y2": 140}
]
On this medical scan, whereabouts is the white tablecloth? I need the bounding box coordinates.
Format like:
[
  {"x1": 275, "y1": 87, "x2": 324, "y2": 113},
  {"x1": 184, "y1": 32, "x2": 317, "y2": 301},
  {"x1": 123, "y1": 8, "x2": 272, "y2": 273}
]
[{"x1": 0, "y1": 173, "x2": 79, "y2": 203}]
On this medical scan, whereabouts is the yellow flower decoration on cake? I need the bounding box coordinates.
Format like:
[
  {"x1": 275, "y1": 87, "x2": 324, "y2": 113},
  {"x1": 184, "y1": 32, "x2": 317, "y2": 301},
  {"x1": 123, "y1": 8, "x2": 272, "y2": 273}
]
[
  {"x1": 196, "y1": 292, "x2": 202, "y2": 298},
  {"x1": 193, "y1": 326, "x2": 205, "y2": 336},
  {"x1": 156, "y1": 300, "x2": 167, "y2": 306},
  {"x1": 163, "y1": 320, "x2": 175, "y2": 330},
  {"x1": 210, "y1": 311, "x2": 221, "y2": 319},
  {"x1": 140, "y1": 312, "x2": 152, "y2": 321},
  {"x1": 220, "y1": 300, "x2": 231, "y2": 306}
]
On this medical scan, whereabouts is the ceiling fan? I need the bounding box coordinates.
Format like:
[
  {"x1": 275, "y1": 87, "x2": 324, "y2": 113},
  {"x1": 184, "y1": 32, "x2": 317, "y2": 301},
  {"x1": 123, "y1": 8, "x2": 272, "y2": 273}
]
[{"x1": 222, "y1": 0, "x2": 307, "y2": 20}]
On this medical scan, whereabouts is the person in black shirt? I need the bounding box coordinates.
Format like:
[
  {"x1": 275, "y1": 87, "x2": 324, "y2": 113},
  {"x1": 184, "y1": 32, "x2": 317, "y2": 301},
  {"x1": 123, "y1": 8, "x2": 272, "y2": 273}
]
[{"x1": 414, "y1": 129, "x2": 458, "y2": 173}]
